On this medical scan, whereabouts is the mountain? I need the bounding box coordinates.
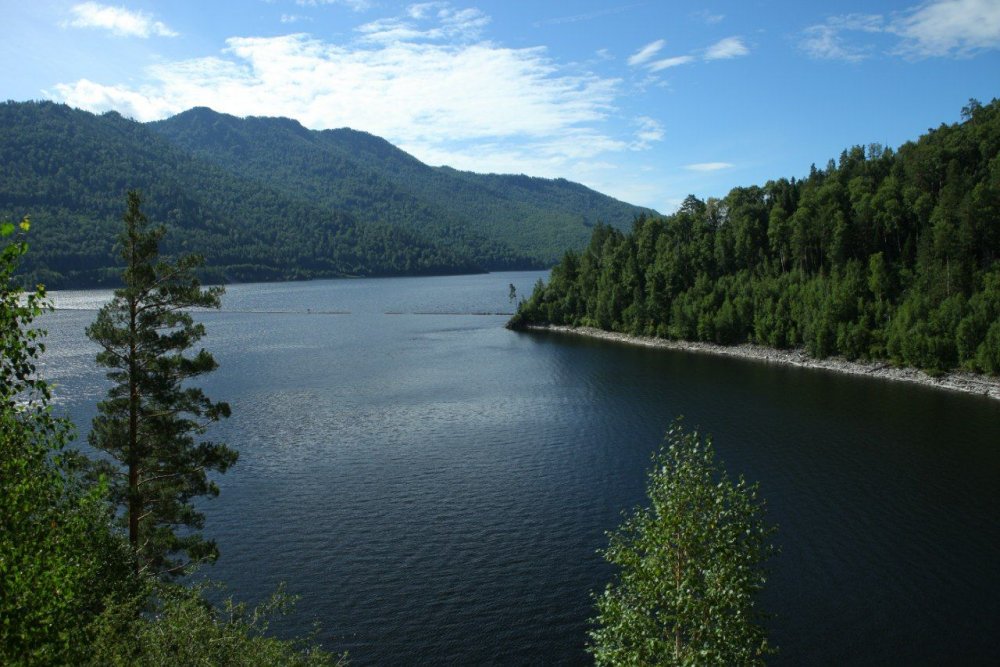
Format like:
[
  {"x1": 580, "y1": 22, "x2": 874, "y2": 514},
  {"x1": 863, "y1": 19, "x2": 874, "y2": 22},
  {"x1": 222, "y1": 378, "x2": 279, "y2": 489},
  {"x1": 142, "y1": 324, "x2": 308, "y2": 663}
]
[
  {"x1": 149, "y1": 107, "x2": 652, "y2": 269},
  {"x1": 0, "y1": 101, "x2": 651, "y2": 287}
]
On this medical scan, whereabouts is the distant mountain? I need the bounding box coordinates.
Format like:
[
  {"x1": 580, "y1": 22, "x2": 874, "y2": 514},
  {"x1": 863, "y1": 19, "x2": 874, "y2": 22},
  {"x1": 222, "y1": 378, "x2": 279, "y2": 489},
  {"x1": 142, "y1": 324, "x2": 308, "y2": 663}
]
[{"x1": 0, "y1": 101, "x2": 652, "y2": 287}]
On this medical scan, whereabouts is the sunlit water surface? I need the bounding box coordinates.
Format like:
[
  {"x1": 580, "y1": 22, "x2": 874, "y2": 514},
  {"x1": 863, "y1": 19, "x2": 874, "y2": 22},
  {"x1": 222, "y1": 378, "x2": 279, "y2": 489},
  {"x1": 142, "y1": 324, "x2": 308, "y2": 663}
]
[{"x1": 41, "y1": 271, "x2": 1000, "y2": 665}]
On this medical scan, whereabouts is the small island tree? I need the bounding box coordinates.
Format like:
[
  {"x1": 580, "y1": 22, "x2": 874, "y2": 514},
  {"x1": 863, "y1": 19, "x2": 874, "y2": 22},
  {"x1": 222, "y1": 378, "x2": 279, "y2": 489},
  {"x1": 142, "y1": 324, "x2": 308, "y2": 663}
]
[
  {"x1": 588, "y1": 421, "x2": 777, "y2": 665},
  {"x1": 86, "y1": 191, "x2": 237, "y2": 578}
]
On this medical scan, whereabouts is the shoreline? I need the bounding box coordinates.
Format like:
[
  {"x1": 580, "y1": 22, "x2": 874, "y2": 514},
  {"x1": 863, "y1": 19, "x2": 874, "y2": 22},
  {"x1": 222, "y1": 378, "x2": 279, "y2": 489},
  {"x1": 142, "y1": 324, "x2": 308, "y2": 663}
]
[{"x1": 524, "y1": 324, "x2": 1000, "y2": 402}]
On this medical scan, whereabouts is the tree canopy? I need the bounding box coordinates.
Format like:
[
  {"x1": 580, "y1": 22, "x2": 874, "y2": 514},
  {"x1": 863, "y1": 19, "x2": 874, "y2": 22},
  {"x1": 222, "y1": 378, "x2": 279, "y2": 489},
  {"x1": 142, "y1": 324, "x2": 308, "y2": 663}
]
[
  {"x1": 588, "y1": 422, "x2": 776, "y2": 666},
  {"x1": 512, "y1": 99, "x2": 1000, "y2": 375}
]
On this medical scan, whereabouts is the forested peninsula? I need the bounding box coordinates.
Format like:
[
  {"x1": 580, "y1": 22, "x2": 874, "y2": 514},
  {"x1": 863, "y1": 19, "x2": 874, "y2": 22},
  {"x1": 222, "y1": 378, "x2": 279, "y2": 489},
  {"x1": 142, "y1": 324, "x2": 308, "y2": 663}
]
[
  {"x1": 0, "y1": 102, "x2": 650, "y2": 287},
  {"x1": 511, "y1": 99, "x2": 1000, "y2": 380}
]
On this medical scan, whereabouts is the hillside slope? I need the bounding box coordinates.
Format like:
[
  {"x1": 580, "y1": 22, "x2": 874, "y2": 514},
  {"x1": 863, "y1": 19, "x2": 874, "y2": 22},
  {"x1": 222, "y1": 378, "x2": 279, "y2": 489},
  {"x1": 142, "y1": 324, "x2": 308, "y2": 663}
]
[
  {"x1": 1, "y1": 102, "x2": 652, "y2": 287},
  {"x1": 0, "y1": 102, "x2": 482, "y2": 286},
  {"x1": 149, "y1": 107, "x2": 650, "y2": 267}
]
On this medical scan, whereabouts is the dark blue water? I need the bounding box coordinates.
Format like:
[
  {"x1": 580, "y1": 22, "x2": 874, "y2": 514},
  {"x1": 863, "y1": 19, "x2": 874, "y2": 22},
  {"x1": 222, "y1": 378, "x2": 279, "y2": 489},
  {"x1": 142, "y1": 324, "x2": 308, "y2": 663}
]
[{"x1": 41, "y1": 272, "x2": 1000, "y2": 665}]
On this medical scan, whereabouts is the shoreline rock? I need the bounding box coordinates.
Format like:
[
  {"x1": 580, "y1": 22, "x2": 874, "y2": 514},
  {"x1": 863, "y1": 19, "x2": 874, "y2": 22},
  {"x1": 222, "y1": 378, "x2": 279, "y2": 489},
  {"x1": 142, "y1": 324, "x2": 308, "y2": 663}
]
[{"x1": 524, "y1": 324, "x2": 1000, "y2": 402}]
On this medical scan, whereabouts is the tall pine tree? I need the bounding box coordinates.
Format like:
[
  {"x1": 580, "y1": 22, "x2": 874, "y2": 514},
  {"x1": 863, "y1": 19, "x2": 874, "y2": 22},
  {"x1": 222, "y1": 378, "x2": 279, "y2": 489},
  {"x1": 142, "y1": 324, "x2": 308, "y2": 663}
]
[{"x1": 87, "y1": 191, "x2": 237, "y2": 578}]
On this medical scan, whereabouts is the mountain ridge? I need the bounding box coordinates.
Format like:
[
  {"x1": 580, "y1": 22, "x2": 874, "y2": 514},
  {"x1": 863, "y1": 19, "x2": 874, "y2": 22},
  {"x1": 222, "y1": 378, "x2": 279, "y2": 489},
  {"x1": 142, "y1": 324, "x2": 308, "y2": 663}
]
[{"x1": 1, "y1": 101, "x2": 652, "y2": 287}]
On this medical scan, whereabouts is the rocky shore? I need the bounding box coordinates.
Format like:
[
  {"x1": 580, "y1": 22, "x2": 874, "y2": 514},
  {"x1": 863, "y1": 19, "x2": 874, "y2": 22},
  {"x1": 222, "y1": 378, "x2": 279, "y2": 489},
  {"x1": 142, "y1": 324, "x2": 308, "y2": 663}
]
[{"x1": 525, "y1": 324, "x2": 1000, "y2": 402}]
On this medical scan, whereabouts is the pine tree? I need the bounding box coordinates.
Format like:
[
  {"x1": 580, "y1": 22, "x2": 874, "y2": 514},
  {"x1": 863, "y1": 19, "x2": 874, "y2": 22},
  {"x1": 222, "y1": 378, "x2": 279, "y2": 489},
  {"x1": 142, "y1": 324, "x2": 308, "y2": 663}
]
[{"x1": 87, "y1": 191, "x2": 237, "y2": 578}]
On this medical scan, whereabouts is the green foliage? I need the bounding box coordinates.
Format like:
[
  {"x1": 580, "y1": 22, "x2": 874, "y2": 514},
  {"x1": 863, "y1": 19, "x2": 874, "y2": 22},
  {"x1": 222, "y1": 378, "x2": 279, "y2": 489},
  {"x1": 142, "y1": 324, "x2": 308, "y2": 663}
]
[
  {"x1": 1, "y1": 219, "x2": 136, "y2": 665},
  {"x1": 588, "y1": 422, "x2": 776, "y2": 666},
  {"x1": 85, "y1": 192, "x2": 238, "y2": 578},
  {"x1": 2, "y1": 222, "x2": 342, "y2": 663},
  {"x1": 88, "y1": 583, "x2": 344, "y2": 667},
  {"x1": 514, "y1": 99, "x2": 1000, "y2": 374},
  {"x1": 0, "y1": 102, "x2": 649, "y2": 287}
]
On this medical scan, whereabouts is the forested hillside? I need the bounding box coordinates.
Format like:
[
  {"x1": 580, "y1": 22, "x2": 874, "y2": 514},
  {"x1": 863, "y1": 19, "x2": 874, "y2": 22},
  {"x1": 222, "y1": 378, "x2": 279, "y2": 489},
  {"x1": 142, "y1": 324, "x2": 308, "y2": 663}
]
[
  {"x1": 512, "y1": 99, "x2": 1000, "y2": 375},
  {"x1": 151, "y1": 107, "x2": 648, "y2": 267},
  {"x1": 0, "y1": 101, "x2": 649, "y2": 287}
]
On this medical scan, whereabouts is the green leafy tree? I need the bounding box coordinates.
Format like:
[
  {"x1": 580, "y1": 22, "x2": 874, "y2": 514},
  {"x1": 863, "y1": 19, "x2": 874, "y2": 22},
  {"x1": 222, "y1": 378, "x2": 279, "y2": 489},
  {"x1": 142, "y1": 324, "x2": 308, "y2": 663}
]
[
  {"x1": 1, "y1": 218, "x2": 136, "y2": 664},
  {"x1": 86, "y1": 191, "x2": 237, "y2": 578},
  {"x1": 588, "y1": 421, "x2": 776, "y2": 666},
  {"x1": 88, "y1": 582, "x2": 344, "y2": 667}
]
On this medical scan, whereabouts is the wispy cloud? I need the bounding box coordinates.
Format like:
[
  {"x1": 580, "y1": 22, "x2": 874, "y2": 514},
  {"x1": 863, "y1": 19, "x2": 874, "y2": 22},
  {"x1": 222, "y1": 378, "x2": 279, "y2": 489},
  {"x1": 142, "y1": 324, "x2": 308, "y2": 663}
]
[
  {"x1": 628, "y1": 35, "x2": 747, "y2": 74},
  {"x1": 800, "y1": 0, "x2": 1000, "y2": 61},
  {"x1": 631, "y1": 116, "x2": 664, "y2": 149},
  {"x1": 63, "y1": 2, "x2": 177, "y2": 38},
  {"x1": 704, "y1": 36, "x2": 749, "y2": 60},
  {"x1": 891, "y1": 0, "x2": 1000, "y2": 57},
  {"x1": 648, "y1": 55, "x2": 694, "y2": 71},
  {"x1": 692, "y1": 9, "x2": 725, "y2": 25},
  {"x1": 533, "y1": 3, "x2": 645, "y2": 27},
  {"x1": 627, "y1": 39, "x2": 665, "y2": 66},
  {"x1": 281, "y1": 14, "x2": 310, "y2": 24},
  {"x1": 684, "y1": 162, "x2": 734, "y2": 172},
  {"x1": 799, "y1": 21, "x2": 876, "y2": 62},
  {"x1": 357, "y1": 5, "x2": 489, "y2": 42}
]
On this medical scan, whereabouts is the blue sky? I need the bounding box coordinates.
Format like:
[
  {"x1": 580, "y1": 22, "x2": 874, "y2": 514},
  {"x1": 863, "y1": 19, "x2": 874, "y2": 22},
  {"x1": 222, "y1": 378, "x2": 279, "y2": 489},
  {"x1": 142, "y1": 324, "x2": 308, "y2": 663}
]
[{"x1": 2, "y1": 1, "x2": 999, "y2": 212}]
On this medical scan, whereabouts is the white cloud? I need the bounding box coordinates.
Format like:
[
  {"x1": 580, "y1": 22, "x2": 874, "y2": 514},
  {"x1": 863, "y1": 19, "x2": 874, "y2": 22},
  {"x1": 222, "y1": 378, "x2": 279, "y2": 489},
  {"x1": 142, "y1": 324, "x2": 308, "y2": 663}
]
[
  {"x1": 800, "y1": 23, "x2": 872, "y2": 62},
  {"x1": 407, "y1": 3, "x2": 441, "y2": 20},
  {"x1": 692, "y1": 10, "x2": 725, "y2": 25},
  {"x1": 627, "y1": 39, "x2": 665, "y2": 66},
  {"x1": 64, "y1": 2, "x2": 177, "y2": 38},
  {"x1": 631, "y1": 116, "x2": 664, "y2": 150},
  {"x1": 534, "y1": 4, "x2": 643, "y2": 27},
  {"x1": 281, "y1": 14, "x2": 309, "y2": 24},
  {"x1": 891, "y1": 0, "x2": 1000, "y2": 57},
  {"x1": 648, "y1": 55, "x2": 694, "y2": 71},
  {"x1": 51, "y1": 7, "x2": 628, "y2": 185},
  {"x1": 704, "y1": 36, "x2": 749, "y2": 60},
  {"x1": 627, "y1": 37, "x2": 747, "y2": 76},
  {"x1": 684, "y1": 162, "x2": 734, "y2": 172},
  {"x1": 801, "y1": 1, "x2": 1000, "y2": 61},
  {"x1": 356, "y1": 5, "x2": 489, "y2": 42}
]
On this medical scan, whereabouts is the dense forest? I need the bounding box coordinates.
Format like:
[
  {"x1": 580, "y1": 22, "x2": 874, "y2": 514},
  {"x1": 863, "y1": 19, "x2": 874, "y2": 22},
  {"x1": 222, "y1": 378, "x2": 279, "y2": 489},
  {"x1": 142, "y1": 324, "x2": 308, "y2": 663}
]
[
  {"x1": 512, "y1": 99, "x2": 1000, "y2": 375},
  {"x1": 150, "y1": 107, "x2": 649, "y2": 269},
  {"x1": 0, "y1": 102, "x2": 649, "y2": 287}
]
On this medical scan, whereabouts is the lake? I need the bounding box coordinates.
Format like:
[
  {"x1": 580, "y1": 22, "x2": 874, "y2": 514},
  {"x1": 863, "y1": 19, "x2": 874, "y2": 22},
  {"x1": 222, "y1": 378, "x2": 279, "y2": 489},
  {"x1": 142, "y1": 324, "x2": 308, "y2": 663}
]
[{"x1": 40, "y1": 271, "x2": 1000, "y2": 665}]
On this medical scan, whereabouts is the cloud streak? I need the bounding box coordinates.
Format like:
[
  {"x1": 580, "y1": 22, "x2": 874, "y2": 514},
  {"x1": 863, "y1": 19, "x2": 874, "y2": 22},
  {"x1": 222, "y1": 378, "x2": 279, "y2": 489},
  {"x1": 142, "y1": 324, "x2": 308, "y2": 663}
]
[
  {"x1": 684, "y1": 162, "x2": 734, "y2": 172},
  {"x1": 628, "y1": 36, "x2": 749, "y2": 73},
  {"x1": 627, "y1": 39, "x2": 665, "y2": 66},
  {"x1": 64, "y1": 2, "x2": 177, "y2": 38}
]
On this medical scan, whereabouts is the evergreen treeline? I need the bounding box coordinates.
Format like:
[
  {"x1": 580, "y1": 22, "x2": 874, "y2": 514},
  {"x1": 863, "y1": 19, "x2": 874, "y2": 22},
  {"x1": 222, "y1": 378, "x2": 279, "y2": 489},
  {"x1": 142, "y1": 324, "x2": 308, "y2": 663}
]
[
  {"x1": 512, "y1": 99, "x2": 1000, "y2": 375},
  {"x1": 0, "y1": 102, "x2": 649, "y2": 288}
]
